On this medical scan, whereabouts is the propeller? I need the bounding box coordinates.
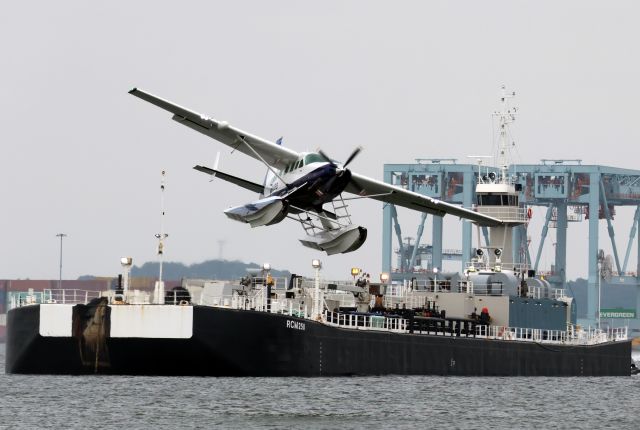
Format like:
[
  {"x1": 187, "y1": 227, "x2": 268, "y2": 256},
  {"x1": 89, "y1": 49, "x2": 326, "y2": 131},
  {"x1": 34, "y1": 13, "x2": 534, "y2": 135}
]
[
  {"x1": 343, "y1": 146, "x2": 362, "y2": 168},
  {"x1": 316, "y1": 146, "x2": 364, "y2": 194},
  {"x1": 318, "y1": 146, "x2": 362, "y2": 170},
  {"x1": 318, "y1": 149, "x2": 336, "y2": 167}
]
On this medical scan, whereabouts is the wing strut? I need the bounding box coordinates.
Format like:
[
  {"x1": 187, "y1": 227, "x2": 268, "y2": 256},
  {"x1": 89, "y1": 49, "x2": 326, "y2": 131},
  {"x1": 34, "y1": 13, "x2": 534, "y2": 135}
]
[
  {"x1": 341, "y1": 191, "x2": 394, "y2": 201},
  {"x1": 236, "y1": 135, "x2": 288, "y2": 185}
]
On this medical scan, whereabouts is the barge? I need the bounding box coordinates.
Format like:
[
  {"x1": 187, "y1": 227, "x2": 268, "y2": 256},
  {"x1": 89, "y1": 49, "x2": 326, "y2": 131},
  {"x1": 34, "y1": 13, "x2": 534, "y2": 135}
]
[{"x1": 5, "y1": 269, "x2": 632, "y2": 376}]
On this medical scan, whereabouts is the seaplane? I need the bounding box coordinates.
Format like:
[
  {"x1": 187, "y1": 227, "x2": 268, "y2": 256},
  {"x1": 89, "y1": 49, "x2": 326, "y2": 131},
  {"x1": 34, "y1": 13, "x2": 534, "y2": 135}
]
[{"x1": 129, "y1": 88, "x2": 502, "y2": 255}]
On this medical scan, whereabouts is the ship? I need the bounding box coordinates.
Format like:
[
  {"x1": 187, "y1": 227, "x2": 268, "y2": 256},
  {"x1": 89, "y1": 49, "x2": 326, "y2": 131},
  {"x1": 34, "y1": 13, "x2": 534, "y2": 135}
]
[{"x1": 4, "y1": 267, "x2": 632, "y2": 376}]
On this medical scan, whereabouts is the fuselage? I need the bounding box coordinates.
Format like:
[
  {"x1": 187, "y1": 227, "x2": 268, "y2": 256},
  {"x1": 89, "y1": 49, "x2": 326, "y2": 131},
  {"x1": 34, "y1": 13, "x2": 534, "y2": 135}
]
[{"x1": 266, "y1": 153, "x2": 352, "y2": 210}]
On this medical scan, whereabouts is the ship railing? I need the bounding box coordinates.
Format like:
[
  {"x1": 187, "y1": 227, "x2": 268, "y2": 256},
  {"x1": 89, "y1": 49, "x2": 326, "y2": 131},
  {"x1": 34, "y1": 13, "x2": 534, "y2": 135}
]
[
  {"x1": 475, "y1": 325, "x2": 568, "y2": 343},
  {"x1": 324, "y1": 311, "x2": 408, "y2": 333},
  {"x1": 527, "y1": 286, "x2": 542, "y2": 299},
  {"x1": 475, "y1": 206, "x2": 527, "y2": 223},
  {"x1": 198, "y1": 291, "x2": 312, "y2": 318},
  {"x1": 107, "y1": 289, "x2": 152, "y2": 305},
  {"x1": 408, "y1": 279, "x2": 431, "y2": 290},
  {"x1": 384, "y1": 295, "x2": 426, "y2": 310},
  {"x1": 408, "y1": 279, "x2": 460, "y2": 294},
  {"x1": 608, "y1": 326, "x2": 628, "y2": 341},
  {"x1": 9, "y1": 289, "x2": 102, "y2": 309},
  {"x1": 456, "y1": 281, "x2": 474, "y2": 294},
  {"x1": 298, "y1": 279, "x2": 356, "y2": 291},
  {"x1": 247, "y1": 276, "x2": 289, "y2": 290},
  {"x1": 470, "y1": 283, "x2": 504, "y2": 296},
  {"x1": 475, "y1": 324, "x2": 628, "y2": 345}
]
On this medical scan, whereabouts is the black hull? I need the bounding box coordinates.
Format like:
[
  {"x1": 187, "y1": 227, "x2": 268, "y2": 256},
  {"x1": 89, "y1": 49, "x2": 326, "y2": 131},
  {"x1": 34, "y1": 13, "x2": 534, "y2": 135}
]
[{"x1": 6, "y1": 304, "x2": 631, "y2": 376}]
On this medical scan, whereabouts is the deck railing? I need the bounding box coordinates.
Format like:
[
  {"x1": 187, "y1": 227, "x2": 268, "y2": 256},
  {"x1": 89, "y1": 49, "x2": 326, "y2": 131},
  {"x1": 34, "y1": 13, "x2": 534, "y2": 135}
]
[
  {"x1": 9, "y1": 289, "x2": 102, "y2": 309},
  {"x1": 8, "y1": 286, "x2": 628, "y2": 347},
  {"x1": 321, "y1": 310, "x2": 627, "y2": 345},
  {"x1": 324, "y1": 311, "x2": 408, "y2": 332}
]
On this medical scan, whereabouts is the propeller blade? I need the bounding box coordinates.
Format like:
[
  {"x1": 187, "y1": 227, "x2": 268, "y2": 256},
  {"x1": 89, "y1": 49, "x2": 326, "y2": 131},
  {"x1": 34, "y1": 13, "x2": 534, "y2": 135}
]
[
  {"x1": 318, "y1": 149, "x2": 337, "y2": 167},
  {"x1": 343, "y1": 146, "x2": 362, "y2": 168}
]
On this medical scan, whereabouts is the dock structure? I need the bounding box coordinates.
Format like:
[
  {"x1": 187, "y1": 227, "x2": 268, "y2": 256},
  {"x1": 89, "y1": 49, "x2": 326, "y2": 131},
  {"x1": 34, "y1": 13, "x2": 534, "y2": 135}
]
[{"x1": 382, "y1": 159, "x2": 640, "y2": 327}]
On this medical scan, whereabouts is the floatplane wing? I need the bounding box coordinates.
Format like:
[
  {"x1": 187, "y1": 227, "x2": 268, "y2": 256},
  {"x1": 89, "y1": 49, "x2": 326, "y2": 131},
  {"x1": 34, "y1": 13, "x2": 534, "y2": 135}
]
[
  {"x1": 129, "y1": 88, "x2": 299, "y2": 170},
  {"x1": 344, "y1": 173, "x2": 502, "y2": 226}
]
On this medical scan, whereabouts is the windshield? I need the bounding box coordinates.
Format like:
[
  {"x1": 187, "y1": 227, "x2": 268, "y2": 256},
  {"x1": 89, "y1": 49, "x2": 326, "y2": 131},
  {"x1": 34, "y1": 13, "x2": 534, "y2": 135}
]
[{"x1": 304, "y1": 153, "x2": 326, "y2": 164}]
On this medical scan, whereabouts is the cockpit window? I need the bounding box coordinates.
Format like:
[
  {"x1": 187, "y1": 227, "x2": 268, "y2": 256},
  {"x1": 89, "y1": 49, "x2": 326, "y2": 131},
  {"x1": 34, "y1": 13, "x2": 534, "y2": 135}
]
[{"x1": 304, "y1": 153, "x2": 325, "y2": 164}]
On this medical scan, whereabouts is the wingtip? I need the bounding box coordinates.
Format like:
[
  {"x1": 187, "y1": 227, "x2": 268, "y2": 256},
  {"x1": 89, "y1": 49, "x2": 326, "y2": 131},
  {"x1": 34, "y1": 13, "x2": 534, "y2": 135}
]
[{"x1": 128, "y1": 87, "x2": 138, "y2": 95}]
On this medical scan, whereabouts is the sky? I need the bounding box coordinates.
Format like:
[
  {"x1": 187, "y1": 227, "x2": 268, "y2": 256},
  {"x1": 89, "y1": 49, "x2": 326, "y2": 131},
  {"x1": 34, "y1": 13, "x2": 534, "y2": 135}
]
[{"x1": 2, "y1": 1, "x2": 640, "y2": 281}]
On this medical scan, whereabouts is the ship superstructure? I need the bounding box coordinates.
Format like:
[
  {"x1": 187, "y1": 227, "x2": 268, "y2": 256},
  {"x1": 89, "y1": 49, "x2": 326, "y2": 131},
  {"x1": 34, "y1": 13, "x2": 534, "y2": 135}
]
[{"x1": 382, "y1": 88, "x2": 640, "y2": 335}]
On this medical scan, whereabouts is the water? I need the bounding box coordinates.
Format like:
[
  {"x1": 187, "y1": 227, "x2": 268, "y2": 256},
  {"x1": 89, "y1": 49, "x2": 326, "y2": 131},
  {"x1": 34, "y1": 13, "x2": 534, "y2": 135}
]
[{"x1": 0, "y1": 344, "x2": 638, "y2": 430}]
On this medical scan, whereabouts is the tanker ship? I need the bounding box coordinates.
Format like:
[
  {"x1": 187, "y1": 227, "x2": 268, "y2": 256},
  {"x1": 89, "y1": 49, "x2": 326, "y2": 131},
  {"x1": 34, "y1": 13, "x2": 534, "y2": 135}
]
[{"x1": 4, "y1": 261, "x2": 631, "y2": 376}]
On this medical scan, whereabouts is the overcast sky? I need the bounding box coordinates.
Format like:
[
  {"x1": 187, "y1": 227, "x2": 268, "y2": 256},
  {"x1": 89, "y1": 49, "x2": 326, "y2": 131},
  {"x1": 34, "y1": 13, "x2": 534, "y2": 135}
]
[{"x1": 2, "y1": 1, "x2": 640, "y2": 281}]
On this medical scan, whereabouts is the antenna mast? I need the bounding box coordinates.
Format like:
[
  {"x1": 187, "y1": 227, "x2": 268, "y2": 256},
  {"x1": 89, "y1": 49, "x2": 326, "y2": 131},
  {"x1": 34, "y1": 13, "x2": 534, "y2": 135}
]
[
  {"x1": 154, "y1": 170, "x2": 169, "y2": 304},
  {"x1": 494, "y1": 85, "x2": 517, "y2": 183}
]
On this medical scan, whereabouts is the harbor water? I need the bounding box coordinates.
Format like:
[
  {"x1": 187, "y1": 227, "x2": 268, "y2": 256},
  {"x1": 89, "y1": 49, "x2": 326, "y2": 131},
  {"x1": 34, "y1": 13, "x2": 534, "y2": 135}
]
[{"x1": 0, "y1": 343, "x2": 638, "y2": 429}]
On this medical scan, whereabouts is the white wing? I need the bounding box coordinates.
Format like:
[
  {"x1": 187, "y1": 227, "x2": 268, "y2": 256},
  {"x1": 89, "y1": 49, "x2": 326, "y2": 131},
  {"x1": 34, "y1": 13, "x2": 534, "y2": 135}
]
[
  {"x1": 345, "y1": 172, "x2": 502, "y2": 226},
  {"x1": 129, "y1": 88, "x2": 299, "y2": 170}
]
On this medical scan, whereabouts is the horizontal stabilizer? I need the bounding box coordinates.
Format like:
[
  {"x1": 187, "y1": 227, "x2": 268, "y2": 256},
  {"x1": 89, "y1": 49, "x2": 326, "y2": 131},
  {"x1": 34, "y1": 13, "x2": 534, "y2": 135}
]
[{"x1": 194, "y1": 165, "x2": 264, "y2": 194}]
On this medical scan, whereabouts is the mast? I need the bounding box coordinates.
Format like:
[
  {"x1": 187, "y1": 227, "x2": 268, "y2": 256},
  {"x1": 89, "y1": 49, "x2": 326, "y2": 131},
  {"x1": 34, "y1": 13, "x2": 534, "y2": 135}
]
[
  {"x1": 154, "y1": 170, "x2": 169, "y2": 304},
  {"x1": 473, "y1": 86, "x2": 526, "y2": 270},
  {"x1": 494, "y1": 85, "x2": 516, "y2": 184}
]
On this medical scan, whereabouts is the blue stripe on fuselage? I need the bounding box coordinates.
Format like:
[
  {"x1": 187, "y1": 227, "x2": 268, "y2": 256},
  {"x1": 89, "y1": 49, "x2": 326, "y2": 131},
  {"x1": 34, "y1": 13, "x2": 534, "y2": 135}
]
[{"x1": 272, "y1": 164, "x2": 335, "y2": 197}]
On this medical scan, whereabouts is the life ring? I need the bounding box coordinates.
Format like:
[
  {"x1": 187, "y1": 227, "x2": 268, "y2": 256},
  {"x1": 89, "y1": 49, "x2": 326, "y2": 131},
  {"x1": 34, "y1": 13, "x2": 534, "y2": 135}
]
[
  {"x1": 179, "y1": 300, "x2": 189, "y2": 306},
  {"x1": 527, "y1": 207, "x2": 533, "y2": 219}
]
